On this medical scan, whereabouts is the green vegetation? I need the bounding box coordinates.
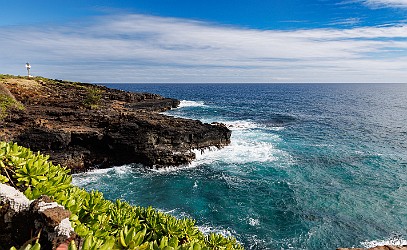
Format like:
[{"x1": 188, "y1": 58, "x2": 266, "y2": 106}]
[
  {"x1": 0, "y1": 74, "x2": 34, "y2": 80},
  {"x1": 83, "y1": 86, "x2": 103, "y2": 109},
  {"x1": 0, "y1": 142, "x2": 244, "y2": 250},
  {"x1": 0, "y1": 91, "x2": 24, "y2": 121},
  {"x1": 0, "y1": 76, "x2": 25, "y2": 120},
  {"x1": 0, "y1": 74, "x2": 19, "y2": 80},
  {"x1": 9, "y1": 231, "x2": 42, "y2": 250}
]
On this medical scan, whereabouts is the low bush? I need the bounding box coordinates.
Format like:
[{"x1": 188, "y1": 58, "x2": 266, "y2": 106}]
[
  {"x1": 0, "y1": 142, "x2": 244, "y2": 250},
  {"x1": 0, "y1": 82, "x2": 24, "y2": 120},
  {"x1": 0, "y1": 94, "x2": 24, "y2": 121},
  {"x1": 83, "y1": 87, "x2": 103, "y2": 109}
]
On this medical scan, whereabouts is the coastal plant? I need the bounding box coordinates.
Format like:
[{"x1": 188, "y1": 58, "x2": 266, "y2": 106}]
[
  {"x1": 0, "y1": 141, "x2": 244, "y2": 250},
  {"x1": 0, "y1": 74, "x2": 18, "y2": 80},
  {"x1": 0, "y1": 93, "x2": 24, "y2": 120},
  {"x1": 83, "y1": 86, "x2": 103, "y2": 109}
]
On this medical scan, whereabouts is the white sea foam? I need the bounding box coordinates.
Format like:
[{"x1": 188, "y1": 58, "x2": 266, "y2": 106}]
[
  {"x1": 197, "y1": 225, "x2": 235, "y2": 237},
  {"x1": 178, "y1": 100, "x2": 207, "y2": 108},
  {"x1": 248, "y1": 218, "x2": 260, "y2": 226},
  {"x1": 223, "y1": 120, "x2": 259, "y2": 130},
  {"x1": 361, "y1": 236, "x2": 407, "y2": 248},
  {"x1": 270, "y1": 126, "x2": 285, "y2": 131},
  {"x1": 192, "y1": 130, "x2": 287, "y2": 165},
  {"x1": 72, "y1": 165, "x2": 133, "y2": 186},
  {"x1": 216, "y1": 120, "x2": 284, "y2": 132},
  {"x1": 147, "y1": 163, "x2": 199, "y2": 173}
]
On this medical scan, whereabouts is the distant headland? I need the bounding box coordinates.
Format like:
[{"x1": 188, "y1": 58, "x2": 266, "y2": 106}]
[{"x1": 0, "y1": 74, "x2": 231, "y2": 171}]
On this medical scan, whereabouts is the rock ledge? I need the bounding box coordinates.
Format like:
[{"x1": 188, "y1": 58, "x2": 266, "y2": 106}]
[{"x1": 0, "y1": 76, "x2": 231, "y2": 171}]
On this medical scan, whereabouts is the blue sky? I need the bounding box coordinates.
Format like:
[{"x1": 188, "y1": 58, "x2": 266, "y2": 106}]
[{"x1": 1, "y1": 0, "x2": 407, "y2": 83}]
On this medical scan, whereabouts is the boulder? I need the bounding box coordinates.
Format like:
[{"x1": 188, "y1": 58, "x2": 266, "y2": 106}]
[{"x1": 0, "y1": 183, "x2": 79, "y2": 249}]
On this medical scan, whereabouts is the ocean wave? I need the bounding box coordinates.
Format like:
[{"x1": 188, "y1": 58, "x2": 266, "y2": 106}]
[
  {"x1": 223, "y1": 120, "x2": 259, "y2": 130},
  {"x1": 147, "y1": 164, "x2": 199, "y2": 173},
  {"x1": 270, "y1": 126, "x2": 285, "y2": 131},
  {"x1": 248, "y1": 217, "x2": 260, "y2": 226},
  {"x1": 192, "y1": 131, "x2": 287, "y2": 165},
  {"x1": 361, "y1": 235, "x2": 407, "y2": 248},
  {"x1": 178, "y1": 100, "x2": 207, "y2": 108},
  {"x1": 72, "y1": 165, "x2": 133, "y2": 186},
  {"x1": 197, "y1": 224, "x2": 235, "y2": 237},
  {"x1": 157, "y1": 207, "x2": 191, "y2": 218},
  {"x1": 221, "y1": 120, "x2": 285, "y2": 133}
]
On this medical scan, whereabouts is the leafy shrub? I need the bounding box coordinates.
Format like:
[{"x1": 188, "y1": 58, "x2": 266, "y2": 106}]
[
  {"x1": 83, "y1": 87, "x2": 103, "y2": 109},
  {"x1": 0, "y1": 86, "x2": 24, "y2": 120},
  {"x1": 0, "y1": 142, "x2": 244, "y2": 250}
]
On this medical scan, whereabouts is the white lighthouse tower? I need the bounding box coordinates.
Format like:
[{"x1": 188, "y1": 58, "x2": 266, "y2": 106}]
[{"x1": 25, "y1": 62, "x2": 31, "y2": 77}]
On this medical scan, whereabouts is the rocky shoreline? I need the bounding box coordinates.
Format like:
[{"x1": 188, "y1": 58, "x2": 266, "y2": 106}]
[{"x1": 0, "y1": 76, "x2": 231, "y2": 171}]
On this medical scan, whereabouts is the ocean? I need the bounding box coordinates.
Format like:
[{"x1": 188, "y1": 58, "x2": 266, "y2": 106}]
[{"x1": 72, "y1": 83, "x2": 407, "y2": 249}]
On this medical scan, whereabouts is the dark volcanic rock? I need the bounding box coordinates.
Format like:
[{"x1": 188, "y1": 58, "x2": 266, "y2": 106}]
[
  {"x1": 0, "y1": 183, "x2": 79, "y2": 249},
  {"x1": 0, "y1": 77, "x2": 231, "y2": 170}
]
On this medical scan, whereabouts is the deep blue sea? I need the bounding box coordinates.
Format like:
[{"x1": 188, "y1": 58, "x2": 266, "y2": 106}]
[{"x1": 73, "y1": 84, "x2": 407, "y2": 249}]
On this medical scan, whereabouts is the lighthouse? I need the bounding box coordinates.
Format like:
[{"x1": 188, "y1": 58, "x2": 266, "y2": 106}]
[{"x1": 25, "y1": 62, "x2": 31, "y2": 77}]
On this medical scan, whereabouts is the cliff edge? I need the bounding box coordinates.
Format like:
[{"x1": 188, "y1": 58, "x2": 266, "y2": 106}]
[{"x1": 0, "y1": 75, "x2": 231, "y2": 171}]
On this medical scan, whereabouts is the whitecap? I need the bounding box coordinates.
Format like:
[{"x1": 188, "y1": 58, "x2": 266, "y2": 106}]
[
  {"x1": 197, "y1": 225, "x2": 235, "y2": 237},
  {"x1": 147, "y1": 163, "x2": 199, "y2": 173},
  {"x1": 270, "y1": 126, "x2": 285, "y2": 131},
  {"x1": 361, "y1": 235, "x2": 407, "y2": 248},
  {"x1": 248, "y1": 218, "x2": 260, "y2": 226},
  {"x1": 192, "y1": 133, "x2": 286, "y2": 165},
  {"x1": 72, "y1": 165, "x2": 133, "y2": 186},
  {"x1": 215, "y1": 120, "x2": 285, "y2": 133},
  {"x1": 312, "y1": 143, "x2": 334, "y2": 147},
  {"x1": 178, "y1": 100, "x2": 206, "y2": 108},
  {"x1": 223, "y1": 120, "x2": 259, "y2": 131}
]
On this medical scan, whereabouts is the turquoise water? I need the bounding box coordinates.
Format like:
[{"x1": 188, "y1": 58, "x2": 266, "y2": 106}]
[{"x1": 73, "y1": 84, "x2": 407, "y2": 249}]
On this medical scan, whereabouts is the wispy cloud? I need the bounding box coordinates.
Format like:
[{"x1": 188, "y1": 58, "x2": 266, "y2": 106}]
[
  {"x1": 1, "y1": 13, "x2": 406, "y2": 83},
  {"x1": 361, "y1": 0, "x2": 407, "y2": 8},
  {"x1": 329, "y1": 17, "x2": 362, "y2": 26}
]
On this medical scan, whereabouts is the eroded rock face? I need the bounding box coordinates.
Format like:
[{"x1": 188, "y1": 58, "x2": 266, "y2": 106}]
[
  {"x1": 0, "y1": 183, "x2": 78, "y2": 249},
  {"x1": 0, "y1": 77, "x2": 231, "y2": 171}
]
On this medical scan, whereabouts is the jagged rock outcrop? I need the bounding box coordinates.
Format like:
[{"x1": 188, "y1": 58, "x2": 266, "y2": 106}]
[
  {"x1": 0, "y1": 76, "x2": 231, "y2": 171},
  {"x1": 0, "y1": 183, "x2": 79, "y2": 249}
]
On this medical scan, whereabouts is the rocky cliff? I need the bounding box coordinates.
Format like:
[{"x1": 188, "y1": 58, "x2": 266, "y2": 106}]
[{"x1": 0, "y1": 75, "x2": 231, "y2": 171}]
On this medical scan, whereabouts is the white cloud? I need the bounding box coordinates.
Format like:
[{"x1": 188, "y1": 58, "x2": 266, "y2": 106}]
[
  {"x1": 329, "y1": 18, "x2": 362, "y2": 26},
  {"x1": 363, "y1": 0, "x2": 407, "y2": 8},
  {"x1": 0, "y1": 14, "x2": 407, "y2": 83}
]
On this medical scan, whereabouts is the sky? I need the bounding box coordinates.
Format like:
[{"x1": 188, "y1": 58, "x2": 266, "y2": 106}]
[{"x1": 0, "y1": 0, "x2": 407, "y2": 83}]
